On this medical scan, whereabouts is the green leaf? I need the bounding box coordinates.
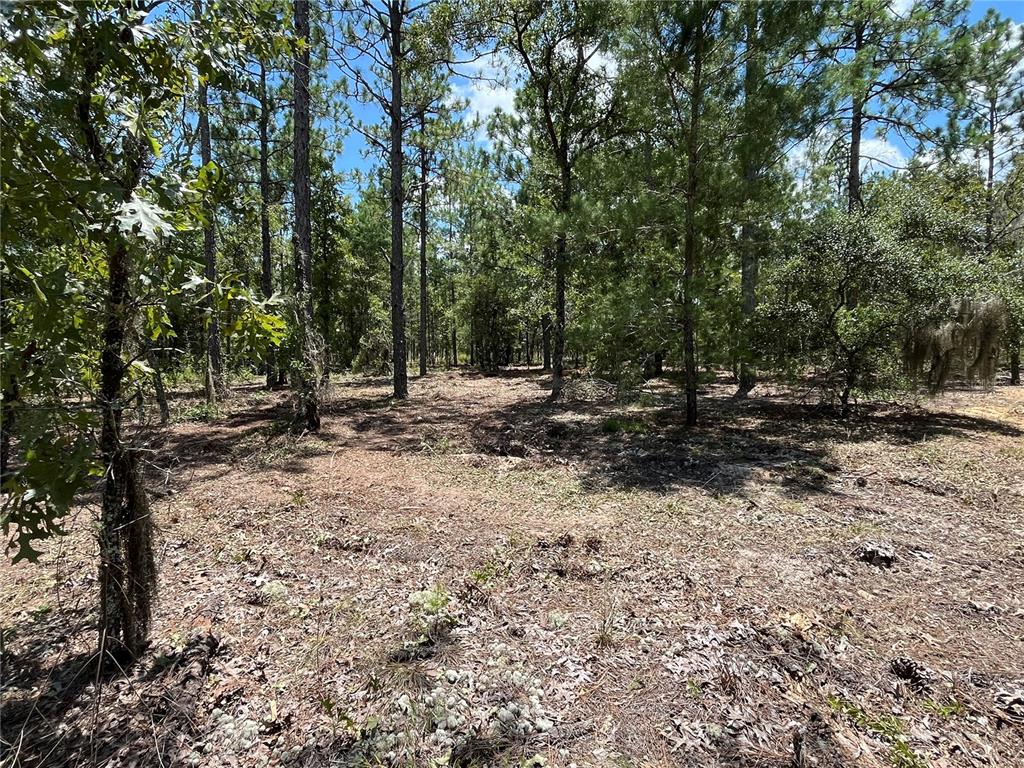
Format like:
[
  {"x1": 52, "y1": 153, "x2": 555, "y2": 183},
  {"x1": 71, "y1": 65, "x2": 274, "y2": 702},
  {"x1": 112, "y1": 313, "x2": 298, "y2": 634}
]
[{"x1": 116, "y1": 196, "x2": 171, "y2": 242}]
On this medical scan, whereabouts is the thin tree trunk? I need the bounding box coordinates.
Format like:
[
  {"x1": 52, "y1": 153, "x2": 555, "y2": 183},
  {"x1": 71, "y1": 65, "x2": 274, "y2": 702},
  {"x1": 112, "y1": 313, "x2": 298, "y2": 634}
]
[
  {"x1": 1010, "y1": 329, "x2": 1021, "y2": 385},
  {"x1": 840, "y1": 361, "x2": 857, "y2": 418},
  {"x1": 147, "y1": 346, "x2": 170, "y2": 425},
  {"x1": 196, "y1": 0, "x2": 225, "y2": 401},
  {"x1": 737, "y1": 5, "x2": 761, "y2": 398},
  {"x1": 389, "y1": 0, "x2": 408, "y2": 398},
  {"x1": 259, "y1": 62, "x2": 277, "y2": 390},
  {"x1": 0, "y1": 292, "x2": 15, "y2": 486},
  {"x1": 321, "y1": 305, "x2": 331, "y2": 386},
  {"x1": 847, "y1": 18, "x2": 865, "y2": 215},
  {"x1": 292, "y1": 0, "x2": 320, "y2": 430},
  {"x1": 76, "y1": 48, "x2": 156, "y2": 662},
  {"x1": 98, "y1": 236, "x2": 156, "y2": 664},
  {"x1": 984, "y1": 95, "x2": 996, "y2": 260},
  {"x1": 419, "y1": 113, "x2": 428, "y2": 378},
  {"x1": 841, "y1": 21, "x2": 865, "y2": 404},
  {"x1": 551, "y1": 165, "x2": 570, "y2": 396},
  {"x1": 448, "y1": 198, "x2": 457, "y2": 368},
  {"x1": 319, "y1": 221, "x2": 332, "y2": 386},
  {"x1": 848, "y1": 97, "x2": 863, "y2": 214},
  {"x1": 0, "y1": 375, "x2": 15, "y2": 487},
  {"x1": 681, "y1": 23, "x2": 704, "y2": 427},
  {"x1": 276, "y1": 240, "x2": 288, "y2": 386},
  {"x1": 450, "y1": 278, "x2": 457, "y2": 367},
  {"x1": 542, "y1": 313, "x2": 551, "y2": 371},
  {"x1": 553, "y1": 246, "x2": 566, "y2": 390}
]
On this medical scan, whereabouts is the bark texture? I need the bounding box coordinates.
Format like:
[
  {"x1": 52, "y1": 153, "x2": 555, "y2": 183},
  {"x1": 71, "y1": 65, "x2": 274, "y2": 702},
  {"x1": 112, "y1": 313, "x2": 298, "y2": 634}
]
[
  {"x1": 389, "y1": 0, "x2": 408, "y2": 398},
  {"x1": 196, "y1": 0, "x2": 226, "y2": 401},
  {"x1": 259, "y1": 62, "x2": 277, "y2": 389},
  {"x1": 419, "y1": 114, "x2": 429, "y2": 378},
  {"x1": 292, "y1": 0, "x2": 321, "y2": 430},
  {"x1": 681, "y1": 21, "x2": 704, "y2": 427}
]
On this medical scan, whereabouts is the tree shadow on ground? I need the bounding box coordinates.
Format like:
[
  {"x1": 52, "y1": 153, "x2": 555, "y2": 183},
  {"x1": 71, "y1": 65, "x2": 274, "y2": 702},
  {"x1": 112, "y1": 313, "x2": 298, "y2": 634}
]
[
  {"x1": 309, "y1": 370, "x2": 1021, "y2": 498},
  {"x1": 145, "y1": 371, "x2": 1021, "y2": 496},
  {"x1": 1, "y1": 606, "x2": 219, "y2": 768},
  {"x1": 145, "y1": 389, "x2": 342, "y2": 481},
  {"x1": 470, "y1": 382, "x2": 1021, "y2": 496}
]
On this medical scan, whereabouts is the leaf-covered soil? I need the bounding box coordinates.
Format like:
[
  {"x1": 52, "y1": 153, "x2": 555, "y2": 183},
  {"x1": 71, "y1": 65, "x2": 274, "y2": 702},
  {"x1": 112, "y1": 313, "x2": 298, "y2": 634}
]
[{"x1": 2, "y1": 370, "x2": 1023, "y2": 768}]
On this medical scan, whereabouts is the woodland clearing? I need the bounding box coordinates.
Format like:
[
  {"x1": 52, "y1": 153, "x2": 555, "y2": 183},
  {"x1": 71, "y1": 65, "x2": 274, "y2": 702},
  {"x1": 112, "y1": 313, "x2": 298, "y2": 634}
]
[{"x1": 2, "y1": 370, "x2": 1023, "y2": 768}]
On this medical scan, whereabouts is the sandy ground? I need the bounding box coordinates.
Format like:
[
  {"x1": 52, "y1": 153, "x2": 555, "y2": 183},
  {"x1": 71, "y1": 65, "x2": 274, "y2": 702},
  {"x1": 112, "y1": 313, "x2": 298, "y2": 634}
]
[{"x1": 2, "y1": 369, "x2": 1023, "y2": 768}]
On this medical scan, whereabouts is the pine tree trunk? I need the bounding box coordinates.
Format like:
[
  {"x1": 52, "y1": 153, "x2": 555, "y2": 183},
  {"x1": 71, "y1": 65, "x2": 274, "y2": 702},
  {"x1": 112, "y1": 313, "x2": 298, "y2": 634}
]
[
  {"x1": 450, "y1": 278, "x2": 458, "y2": 367},
  {"x1": 551, "y1": 165, "x2": 571, "y2": 396},
  {"x1": 1010, "y1": 330, "x2": 1021, "y2": 385},
  {"x1": 847, "y1": 19, "x2": 865, "y2": 215},
  {"x1": 196, "y1": 0, "x2": 225, "y2": 401},
  {"x1": 542, "y1": 313, "x2": 551, "y2": 371},
  {"x1": 681, "y1": 25, "x2": 704, "y2": 427},
  {"x1": 147, "y1": 346, "x2": 170, "y2": 426},
  {"x1": 840, "y1": 21, "x2": 865, "y2": 402},
  {"x1": 736, "y1": 5, "x2": 761, "y2": 398},
  {"x1": 985, "y1": 95, "x2": 996, "y2": 260},
  {"x1": 292, "y1": 0, "x2": 321, "y2": 430},
  {"x1": 259, "y1": 62, "x2": 277, "y2": 390},
  {"x1": 389, "y1": 0, "x2": 408, "y2": 398},
  {"x1": 848, "y1": 97, "x2": 863, "y2": 214},
  {"x1": 419, "y1": 114, "x2": 429, "y2": 378},
  {"x1": 319, "y1": 223, "x2": 333, "y2": 386}
]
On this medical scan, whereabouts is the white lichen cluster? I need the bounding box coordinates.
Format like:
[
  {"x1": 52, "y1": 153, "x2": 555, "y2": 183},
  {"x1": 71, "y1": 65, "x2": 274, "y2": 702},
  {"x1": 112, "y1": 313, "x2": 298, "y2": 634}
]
[{"x1": 359, "y1": 650, "x2": 555, "y2": 764}]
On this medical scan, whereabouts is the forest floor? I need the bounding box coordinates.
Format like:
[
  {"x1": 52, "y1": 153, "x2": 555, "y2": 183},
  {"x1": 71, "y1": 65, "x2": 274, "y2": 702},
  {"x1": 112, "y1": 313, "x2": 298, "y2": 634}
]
[{"x1": 2, "y1": 369, "x2": 1024, "y2": 768}]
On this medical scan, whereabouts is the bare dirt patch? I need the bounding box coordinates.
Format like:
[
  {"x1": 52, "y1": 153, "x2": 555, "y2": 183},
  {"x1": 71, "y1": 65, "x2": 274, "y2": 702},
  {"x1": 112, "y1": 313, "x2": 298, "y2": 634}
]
[{"x1": 2, "y1": 370, "x2": 1023, "y2": 767}]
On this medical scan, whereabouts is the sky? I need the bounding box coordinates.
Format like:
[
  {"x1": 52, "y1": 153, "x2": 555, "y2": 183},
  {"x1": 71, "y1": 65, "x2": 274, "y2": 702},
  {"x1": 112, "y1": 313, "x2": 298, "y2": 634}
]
[{"x1": 328, "y1": 1, "x2": 1024, "y2": 192}]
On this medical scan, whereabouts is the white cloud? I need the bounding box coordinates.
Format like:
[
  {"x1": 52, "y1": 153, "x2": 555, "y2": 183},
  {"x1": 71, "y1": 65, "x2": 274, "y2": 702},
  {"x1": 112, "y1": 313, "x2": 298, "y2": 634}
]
[
  {"x1": 859, "y1": 136, "x2": 907, "y2": 173},
  {"x1": 888, "y1": 0, "x2": 914, "y2": 18},
  {"x1": 587, "y1": 49, "x2": 619, "y2": 78},
  {"x1": 463, "y1": 80, "x2": 516, "y2": 125},
  {"x1": 1004, "y1": 21, "x2": 1024, "y2": 87},
  {"x1": 451, "y1": 53, "x2": 519, "y2": 144},
  {"x1": 784, "y1": 130, "x2": 908, "y2": 196}
]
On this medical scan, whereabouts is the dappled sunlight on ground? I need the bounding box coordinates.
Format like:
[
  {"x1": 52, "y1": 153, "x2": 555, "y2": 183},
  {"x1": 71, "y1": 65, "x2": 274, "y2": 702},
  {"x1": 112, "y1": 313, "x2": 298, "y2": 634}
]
[{"x1": 2, "y1": 370, "x2": 1023, "y2": 767}]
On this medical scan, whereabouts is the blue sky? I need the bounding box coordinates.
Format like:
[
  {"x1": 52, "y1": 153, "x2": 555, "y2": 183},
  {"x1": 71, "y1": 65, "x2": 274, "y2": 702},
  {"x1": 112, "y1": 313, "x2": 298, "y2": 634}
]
[
  {"x1": 976, "y1": 1, "x2": 1024, "y2": 22},
  {"x1": 328, "y1": 1, "x2": 1024, "y2": 191}
]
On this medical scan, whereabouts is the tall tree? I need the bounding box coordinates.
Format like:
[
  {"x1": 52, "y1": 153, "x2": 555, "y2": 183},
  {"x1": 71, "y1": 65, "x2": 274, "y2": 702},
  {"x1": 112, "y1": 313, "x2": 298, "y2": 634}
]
[
  {"x1": 824, "y1": 0, "x2": 969, "y2": 213},
  {"x1": 292, "y1": 0, "x2": 322, "y2": 429},
  {"x1": 958, "y1": 12, "x2": 1024, "y2": 384},
  {"x1": 336, "y1": 0, "x2": 416, "y2": 398},
  {"x1": 496, "y1": 0, "x2": 622, "y2": 396},
  {"x1": 634, "y1": 0, "x2": 736, "y2": 425},
  {"x1": 387, "y1": 0, "x2": 409, "y2": 397},
  {"x1": 409, "y1": 97, "x2": 465, "y2": 376},
  {"x1": 335, "y1": 0, "x2": 466, "y2": 396},
  {"x1": 734, "y1": 1, "x2": 827, "y2": 396},
  {"x1": 956, "y1": 11, "x2": 1024, "y2": 257},
  {"x1": 194, "y1": 0, "x2": 227, "y2": 402},
  {"x1": 259, "y1": 61, "x2": 279, "y2": 389},
  {"x1": 418, "y1": 112, "x2": 430, "y2": 376}
]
